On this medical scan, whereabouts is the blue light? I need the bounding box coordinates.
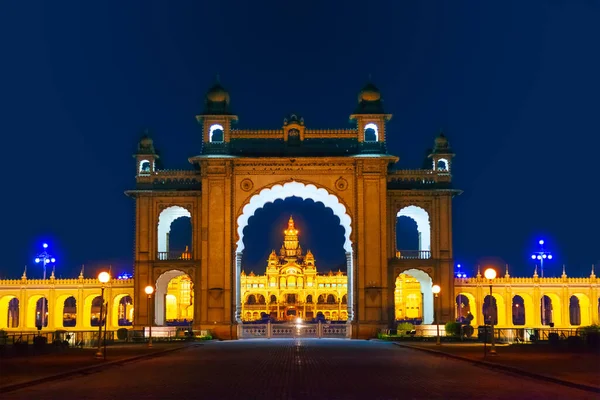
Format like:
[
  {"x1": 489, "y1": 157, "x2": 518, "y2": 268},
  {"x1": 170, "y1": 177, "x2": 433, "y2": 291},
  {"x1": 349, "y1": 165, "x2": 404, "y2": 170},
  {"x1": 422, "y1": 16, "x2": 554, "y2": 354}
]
[
  {"x1": 457, "y1": 264, "x2": 461, "y2": 268},
  {"x1": 43, "y1": 243, "x2": 48, "y2": 249},
  {"x1": 50, "y1": 258, "x2": 56, "y2": 263},
  {"x1": 539, "y1": 240, "x2": 544, "y2": 245},
  {"x1": 531, "y1": 255, "x2": 536, "y2": 259},
  {"x1": 35, "y1": 258, "x2": 40, "y2": 263}
]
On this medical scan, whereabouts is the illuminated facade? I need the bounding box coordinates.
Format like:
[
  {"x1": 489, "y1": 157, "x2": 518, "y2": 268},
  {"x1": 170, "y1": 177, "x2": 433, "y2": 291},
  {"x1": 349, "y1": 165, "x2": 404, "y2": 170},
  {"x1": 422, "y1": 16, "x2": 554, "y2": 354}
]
[
  {"x1": 2, "y1": 79, "x2": 598, "y2": 338},
  {"x1": 240, "y1": 216, "x2": 348, "y2": 321}
]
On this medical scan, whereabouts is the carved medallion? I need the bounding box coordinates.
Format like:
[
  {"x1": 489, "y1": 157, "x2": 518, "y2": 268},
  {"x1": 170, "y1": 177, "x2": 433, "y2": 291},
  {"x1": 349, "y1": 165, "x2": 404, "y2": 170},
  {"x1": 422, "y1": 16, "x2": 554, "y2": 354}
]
[
  {"x1": 335, "y1": 177, "x2": 348, "y2": 191},
  {"x1": 240, "y1": 178, "x2": 254, "y2": 192}
]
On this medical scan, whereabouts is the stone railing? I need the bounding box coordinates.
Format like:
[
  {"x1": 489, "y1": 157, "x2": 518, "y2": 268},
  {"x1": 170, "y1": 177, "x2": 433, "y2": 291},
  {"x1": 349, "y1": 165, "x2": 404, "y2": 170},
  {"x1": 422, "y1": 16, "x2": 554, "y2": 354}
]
[
  {"x1": 388, "y1": 169, "x2": 448, "y2": 183},
  {"x1": 304, "y1": 129, "x2": 357, "y2": 138},
  {"x1": 231, "y1": 129, "x2": 283, "y2": 138}
]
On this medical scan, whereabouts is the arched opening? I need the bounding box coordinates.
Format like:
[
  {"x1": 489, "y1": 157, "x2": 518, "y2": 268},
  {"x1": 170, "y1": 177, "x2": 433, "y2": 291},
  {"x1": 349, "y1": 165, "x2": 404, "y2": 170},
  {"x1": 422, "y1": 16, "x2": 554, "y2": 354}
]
[
  {"x1": 512, "y1": 295, "x2": 525, "y2": 326},
  {"x1": 396, "y1": 206, "x2": 431, "y2": 259},
  {"x1": 364, "y1": 123, "x2": 378, "y2": 142},
  {"x1": 27, "y1": 296, "x2": 49, "y2": 328},
  {"x1": 342, "y1": 294, "x2": 347, "y2": 304},
  {"x1": 326, "y1": 294, "x2": 336, "y2": 304},
  {"x1": 63, "y1": 296, "x2": 77, "y2": 327},
  {"x1": 483, "y1": 295, "x2": 497, "y2": 325},
  {"x1": 455, "y1": 293, "x2": 476, "y2": 326},
  {"x1": 569, "y1": 296, "x2": 581, "y2": 326},
  {"x1": 115, "y1": 295, "x2": 133, "y2": 326},
  {"x1": 569, "y1": 294, "x2": 590, "y2": 326},
  {"x1": 0, "y1": 296, "x2": 19, "y2": 329},
  {"x1": 139, "y1": 160, "x2": 151, "y2": 173},
  {"x1": 90, "y1": 296, "x2": 105, "y2": 327},
  {"x1": 394, "y1": 269, "x2": 434, "y2": 324},
  {"x1": 236, "y1": 181, "x2": 353, "y2": 324},
  {"x1": 209, "y1": 124, "x2": 224, "y2": 143},
  {"x1": 270, "y1": 295, "x2": 277, "y2": 304},
  {"x1": 436, "y1": 158, "x2": 449, "y2": 171},
  {"x1": 540, "y1": 293, "x2": 562, "y2": 326},
  {"x1": 154, "y1": 270, "x2": 194, "y2": 326},
  {"x1": 157, "y1": 206, "x2": 192, "y2": 260}
]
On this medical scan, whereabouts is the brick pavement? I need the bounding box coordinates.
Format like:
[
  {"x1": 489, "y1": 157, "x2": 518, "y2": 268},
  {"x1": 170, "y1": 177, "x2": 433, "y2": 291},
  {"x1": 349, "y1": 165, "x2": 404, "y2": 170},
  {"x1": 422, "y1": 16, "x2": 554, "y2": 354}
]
[
  {"x1": 394, "y1": 342, "x2": 600, "y2": 390},
  {"x1": 0, "y1": 343, "x2": 189, "y2": 390},
  {"x1": 2, "y1": 339, "x2": 597, "y2": 400}
]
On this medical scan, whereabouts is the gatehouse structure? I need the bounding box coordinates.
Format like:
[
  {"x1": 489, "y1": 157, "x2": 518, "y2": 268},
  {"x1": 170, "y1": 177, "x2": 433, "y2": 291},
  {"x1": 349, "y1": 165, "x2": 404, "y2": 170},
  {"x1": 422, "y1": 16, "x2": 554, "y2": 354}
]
[{"x1": 1, "y1": 80, "x2": 598, "y2": 337}]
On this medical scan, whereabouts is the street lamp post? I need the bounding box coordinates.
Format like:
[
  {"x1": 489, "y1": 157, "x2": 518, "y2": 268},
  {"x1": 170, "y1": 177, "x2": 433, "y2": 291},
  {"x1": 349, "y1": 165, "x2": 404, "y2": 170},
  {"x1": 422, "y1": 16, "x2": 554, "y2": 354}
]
[
  {"x1": 95, "y1": 271, "x2": 111, "y2": 359},
  {"x1": 34, "y1": 243, "x2": 56, "y2": 331},
  {"x1": 531, "y1": 239, "x2": 552, "y2": 325},
  {"x1": 432, "y1": 285, "x2": 441, "y2": 346},
  {"x1": 145, "y1": 285, "x2": 154, "y2": 348},
  {"x1": 484, "y1": 268, "x2": 497, "y2": 356}
]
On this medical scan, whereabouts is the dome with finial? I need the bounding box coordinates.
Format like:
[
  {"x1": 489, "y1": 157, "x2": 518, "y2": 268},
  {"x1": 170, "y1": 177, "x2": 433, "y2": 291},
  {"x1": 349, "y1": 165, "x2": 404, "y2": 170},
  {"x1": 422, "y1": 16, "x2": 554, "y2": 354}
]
[
  {"x1": 358, "y1": 82, "x2": 381, "y2": 102},
  {"x1": 137, "y1": 130, "x2": 157, "y2": 155},
  {"x1": 206, "y1": 82, "x2": 230, "y2": 104},
  {"x1": 354, "y1": 81, "x2": 385, "y2": 114},
  {"x1": 431, "y1": 131, "x2": 453, "y2": 154}
]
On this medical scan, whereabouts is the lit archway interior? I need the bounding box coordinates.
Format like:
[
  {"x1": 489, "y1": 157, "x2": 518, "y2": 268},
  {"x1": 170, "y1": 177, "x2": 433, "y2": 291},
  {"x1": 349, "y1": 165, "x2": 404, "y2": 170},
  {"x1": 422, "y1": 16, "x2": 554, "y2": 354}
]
[
  {"x1": 396, "y1": 205, "x2": 431, "y2": 257},
  {"x1": 54, "y1": 295, "x2": 76, "y2": 328},
  {"x1": 27, "y1": 295, "x2": 48, "y2": 328},
  {"x1": 0, "y1": 295, "x2": 19, "y2": 329},
  {"x1": 209, "y1": 124, "x2": 224, "y2": 142},
  {"x1": 395, "y1": 268, "x2": 434, "y2": 324},
  {"x1": 235, "y1": 181, "x2": 353, "y2": 323},
  {"x1": 154, "y1": 270, "x2": 194, "y2": 326},
  {"x1": 157, "y1": 206, "x2": 192, "y2": 254},
  {"x1": 456, "y1": 292, "x2": 476, "y2": 326},
  {"x1": 436, "y1": 158, "x2": 449, "y2": 171},
  {"x1": 113, "y1": 294, "x2": 134, "y2": 327},
  {"x1": 570, "y1": 293, "x2": 590, "y2": 326},
  {"x1": 364, "y1": 123, "x2": 378, "y2": 142}
]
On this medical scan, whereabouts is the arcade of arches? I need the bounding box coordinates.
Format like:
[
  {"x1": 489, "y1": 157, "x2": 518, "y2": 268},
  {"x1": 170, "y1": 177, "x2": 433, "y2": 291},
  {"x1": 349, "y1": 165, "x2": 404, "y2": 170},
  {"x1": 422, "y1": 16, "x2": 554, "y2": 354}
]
[{"x1": 2, "y1": 81, "x2": 599, "y2": 337}]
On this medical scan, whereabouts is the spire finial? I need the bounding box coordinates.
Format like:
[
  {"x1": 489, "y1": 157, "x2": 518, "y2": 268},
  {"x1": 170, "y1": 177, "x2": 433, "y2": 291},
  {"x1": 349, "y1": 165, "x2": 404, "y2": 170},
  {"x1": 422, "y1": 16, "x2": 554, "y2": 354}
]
[
  {"x1": 591, "y1": 264, "x2": 596, "y2": 278},
  {"x1": 533, "y1": 265, "x2": 538, "y2": 277},
  {"x1": 79, "y1": 265, "x2": 85, "y2": 278},
  {"x1": 562, "y1": 264, "x2": 567, "y2": 278},
  {"x1": 50, "y1": 265, "x2": 55, "y2": 279},
  {"x1": 22, "y1": 265, "x2": 27, "y2": 279},
  {"x1": 505, "y1": 264, "x2": 510, "y2": 278},
  {"x1": 476, "y1": 265, "x2": 481, "y2": 278}
]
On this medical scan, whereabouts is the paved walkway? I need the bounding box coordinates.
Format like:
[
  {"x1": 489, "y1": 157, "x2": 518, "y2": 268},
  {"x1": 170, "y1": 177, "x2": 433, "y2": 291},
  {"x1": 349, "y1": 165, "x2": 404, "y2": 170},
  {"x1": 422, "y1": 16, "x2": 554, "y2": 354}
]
[
  {"x1": 394, "y1": 342, "x2": 600, "y2": 389},
  {"x1": 2, "y1": 339, "x2": 597, "y2": 399},
  {"x1": 0, "y1": 343, "x2": 189, "y2": 390}
]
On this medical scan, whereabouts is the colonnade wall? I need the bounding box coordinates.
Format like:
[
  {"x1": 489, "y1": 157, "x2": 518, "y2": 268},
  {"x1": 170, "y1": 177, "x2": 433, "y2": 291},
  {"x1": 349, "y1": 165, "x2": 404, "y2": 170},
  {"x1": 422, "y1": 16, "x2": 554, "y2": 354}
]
[
  {"x1": 0, "y1": 276, "x2": 134, "y2": 331},
  {"x1": 454, "y1": 274, "x2": 599, "y2": 328}
]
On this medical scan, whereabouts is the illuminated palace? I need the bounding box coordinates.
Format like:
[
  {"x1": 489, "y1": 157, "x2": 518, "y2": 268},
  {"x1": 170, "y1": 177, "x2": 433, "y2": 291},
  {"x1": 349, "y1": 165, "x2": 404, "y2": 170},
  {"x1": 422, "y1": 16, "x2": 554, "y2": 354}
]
[
  {"x1": 240, "y1": 217, "x2": 348, "y2": 322},
  {"x1": 0, "y1": 80, "x2": 599, "y2": 336}
]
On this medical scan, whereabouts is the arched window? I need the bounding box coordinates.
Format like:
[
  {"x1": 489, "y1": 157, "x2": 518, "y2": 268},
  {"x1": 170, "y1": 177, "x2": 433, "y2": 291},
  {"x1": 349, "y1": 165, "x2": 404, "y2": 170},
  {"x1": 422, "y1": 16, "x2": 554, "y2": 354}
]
[
  {"x1": 139, "y1": 160, "x2": 151, "y2": 173},
  {"x1": 306, "y1": 295, "x2": 313, "y2": 303},
  {"x1": 270, "y1": 295, "x2": 277, "y2": 304},
  {"x1": 326, "y1": 294, "x2": 336, "y2": 304},
  {"x1": 257, "y1": 295, "x2": 266, "y2": 305},
  {"x1": 436, "y1": 159, "x2": 448, "y2": 171},
  {"x1": 246, "y1": 295, "x2": 256, "y2": 305},
  {"x1": 317, "y1": 295, "x2": 325, "y2": 304},
  {"x1": 209, "y1": 124, "x2": 224, "y2": 143},
  {"x1": 342, "y1": 295, "x2": 347, "y2": 304},
  {"x1": 512, "y1": 295, "x2": 525, "y2": 325},
  {"x1": 364, "y1": 123, "x2": 378, "y2": 142}
]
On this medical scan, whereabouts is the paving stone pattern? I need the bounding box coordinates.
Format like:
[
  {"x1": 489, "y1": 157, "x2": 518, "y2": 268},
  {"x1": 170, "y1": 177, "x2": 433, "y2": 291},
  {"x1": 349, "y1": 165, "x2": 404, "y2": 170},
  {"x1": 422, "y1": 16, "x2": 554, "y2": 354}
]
[{"x1": 3, "y1": 339, "x2": 596, "y2": 400}]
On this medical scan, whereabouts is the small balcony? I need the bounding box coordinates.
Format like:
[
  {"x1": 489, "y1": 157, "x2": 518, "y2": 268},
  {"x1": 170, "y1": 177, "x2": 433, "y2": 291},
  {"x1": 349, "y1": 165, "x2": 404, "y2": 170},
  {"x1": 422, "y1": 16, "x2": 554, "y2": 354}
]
[
  {"x1": 157, "y1": 251, "x2": 193, "y2": 261},
  {"x1": 395, "y1": 250, "x2": 431, "y2": 260}
]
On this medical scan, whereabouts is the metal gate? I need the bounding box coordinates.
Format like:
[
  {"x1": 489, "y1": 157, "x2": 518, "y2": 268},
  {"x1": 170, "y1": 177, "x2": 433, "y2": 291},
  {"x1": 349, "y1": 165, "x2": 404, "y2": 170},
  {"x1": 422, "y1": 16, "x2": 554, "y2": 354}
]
[{"x1": 238, "y1": 322, "x2": 351, "y2": 339}]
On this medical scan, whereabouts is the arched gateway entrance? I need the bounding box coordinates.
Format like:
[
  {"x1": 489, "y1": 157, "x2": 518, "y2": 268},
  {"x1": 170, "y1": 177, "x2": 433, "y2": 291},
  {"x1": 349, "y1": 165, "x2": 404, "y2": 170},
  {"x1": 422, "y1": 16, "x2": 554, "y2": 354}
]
[{"x1": 127, "y1": 81, "x2": 460, "y2": 339}]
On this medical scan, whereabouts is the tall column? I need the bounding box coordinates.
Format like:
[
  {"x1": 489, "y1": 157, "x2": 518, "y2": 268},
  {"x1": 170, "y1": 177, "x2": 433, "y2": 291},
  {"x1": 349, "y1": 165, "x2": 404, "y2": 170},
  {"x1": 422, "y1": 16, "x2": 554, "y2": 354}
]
[{"x1": 505, "y1": 288, "x2": 513, "y2": 328}]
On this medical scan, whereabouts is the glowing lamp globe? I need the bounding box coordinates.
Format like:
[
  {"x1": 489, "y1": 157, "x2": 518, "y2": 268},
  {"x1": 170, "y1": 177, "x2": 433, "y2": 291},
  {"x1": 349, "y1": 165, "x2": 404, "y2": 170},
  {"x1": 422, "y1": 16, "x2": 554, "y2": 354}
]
[
  {"x1": 50, "y1": 258, "x2": 56, "y2": 263},
  {"x1": 43, "y1": 243, "x2": 48, "y2": 249},
  {"x1": 542, "y1": 254, "x2": 547, "y2": 259},
  {"x1": 537, "y1": 255, "x2": 542, "y2": 260},
  {"x1": 531, "y1": 255, "x2": 536, "y2": 259},
  {"x1": 145, "y1": 286, "x2": 154, "y2": 295},
  {"x1": 35, "y1": 258, "x2": 40, "y2": 263},
  {"x1": 431, "y1": 284, "x2": 441, "y2": 294},
  {"x1": 484, "y1": 268, "x2": 497, "y2": 280},
  {"x1": 539, "y1": 240, "x2": 544, "y2": 245},
  {"x1": 548, "y1": 255, "x2": 553, "y2": 260},
  {"x1": 98, "y1": 271, "x2": 111, "y2": 284}
]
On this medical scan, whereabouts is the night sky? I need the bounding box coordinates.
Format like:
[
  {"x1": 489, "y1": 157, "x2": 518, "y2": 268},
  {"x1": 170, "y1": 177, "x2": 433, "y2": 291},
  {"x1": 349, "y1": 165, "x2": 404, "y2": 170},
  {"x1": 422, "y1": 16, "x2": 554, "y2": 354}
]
[{"x1": 1, "y1": 1, "x2": 599, "y2": 280}]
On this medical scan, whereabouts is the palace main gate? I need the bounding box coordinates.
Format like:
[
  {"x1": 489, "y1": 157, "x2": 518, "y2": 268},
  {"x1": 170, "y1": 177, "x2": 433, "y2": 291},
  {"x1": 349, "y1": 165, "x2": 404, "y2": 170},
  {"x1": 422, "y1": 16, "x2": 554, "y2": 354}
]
[{"x1": 127, "y1": 80, "x2": 460, "y2": 339}]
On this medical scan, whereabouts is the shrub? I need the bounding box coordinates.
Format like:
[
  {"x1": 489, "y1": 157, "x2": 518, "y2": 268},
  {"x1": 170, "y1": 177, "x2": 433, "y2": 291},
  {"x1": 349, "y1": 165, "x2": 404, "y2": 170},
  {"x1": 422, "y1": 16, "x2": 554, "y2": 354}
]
[
  {"x1": 117, "y1": 328, "x2": 129, "y2": 341},
  {"x1": 445, "y1": 322, "x2": 461, "y2": 337},
  {"x1": 396, "y1": 322, "x2": 415, "y2": 336}
]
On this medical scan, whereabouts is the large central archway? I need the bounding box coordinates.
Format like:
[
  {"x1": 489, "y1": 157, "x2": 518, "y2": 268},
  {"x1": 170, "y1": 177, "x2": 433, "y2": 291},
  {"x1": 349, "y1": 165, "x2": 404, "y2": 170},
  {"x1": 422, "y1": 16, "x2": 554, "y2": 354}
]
[{"x1": 235, "y1": 181, "x2": 353, "y2": 323}]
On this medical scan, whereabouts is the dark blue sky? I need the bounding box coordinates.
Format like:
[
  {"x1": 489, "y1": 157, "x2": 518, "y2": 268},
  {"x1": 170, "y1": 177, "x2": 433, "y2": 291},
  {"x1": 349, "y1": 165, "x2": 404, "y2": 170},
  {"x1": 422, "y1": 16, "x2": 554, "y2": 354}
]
[{"x1": 1, "y1": 1, "x2": 598, "y2": 279}]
